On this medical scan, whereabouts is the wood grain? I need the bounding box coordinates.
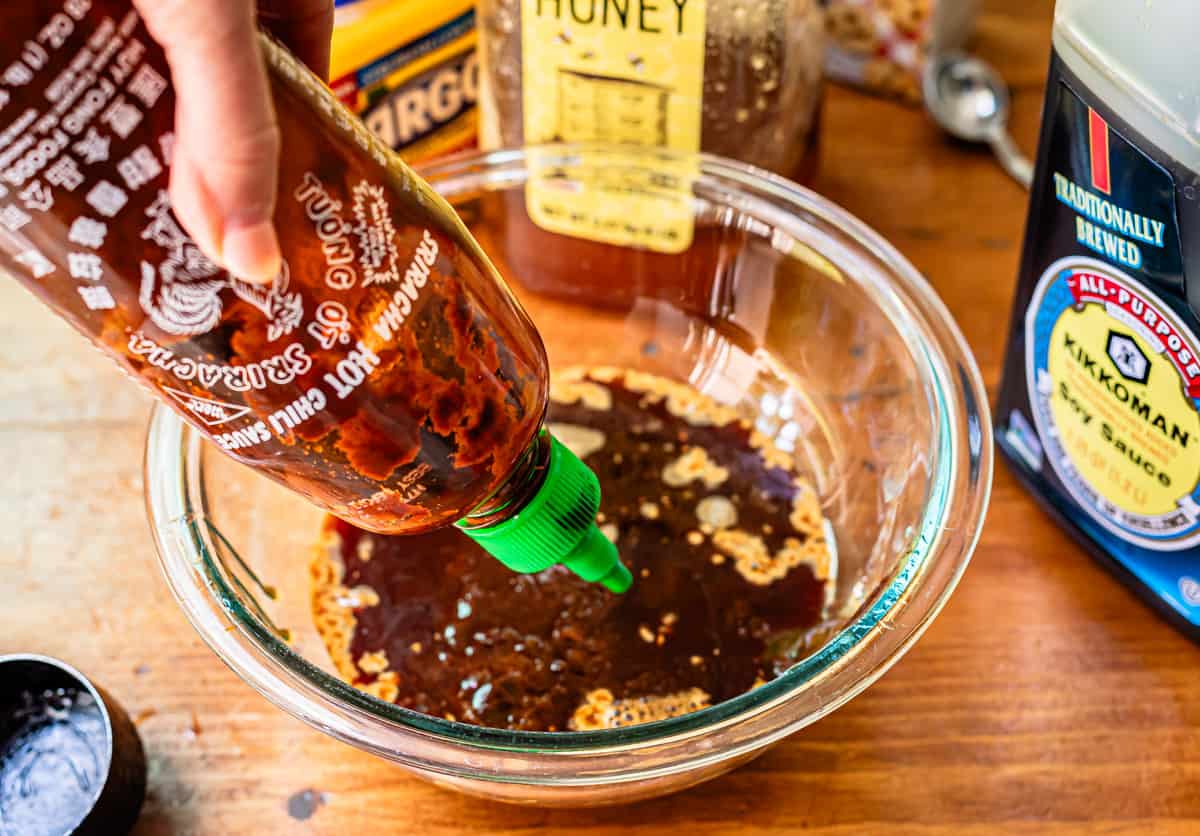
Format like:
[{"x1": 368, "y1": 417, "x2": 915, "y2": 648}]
[{"x1": 3, "y1": 1, "x2": 1199, "y2": 833}]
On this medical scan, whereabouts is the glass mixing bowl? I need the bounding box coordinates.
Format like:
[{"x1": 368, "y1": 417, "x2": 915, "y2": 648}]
[{"x1": 144, "y1": 146, "x2": 992, "y2": 806}]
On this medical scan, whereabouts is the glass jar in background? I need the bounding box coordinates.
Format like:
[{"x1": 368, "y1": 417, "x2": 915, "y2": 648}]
[{"x1": 477, "y1": 0, "x2": 826, "y2": 184}]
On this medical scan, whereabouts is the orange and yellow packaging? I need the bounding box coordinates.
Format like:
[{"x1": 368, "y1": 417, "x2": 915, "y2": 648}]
[{"x1": 329, "y1": 0, "x2": 478, "y2": 162}]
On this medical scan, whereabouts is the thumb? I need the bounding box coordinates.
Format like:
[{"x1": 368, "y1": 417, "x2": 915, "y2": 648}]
[{"x1": 135, "y1": 0, "x2": 282, "y2": 284}]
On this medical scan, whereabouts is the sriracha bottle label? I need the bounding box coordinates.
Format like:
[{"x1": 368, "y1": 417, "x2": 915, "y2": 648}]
[{"x1": 0, "y1": 1, "x2": 548, "y2": 532}]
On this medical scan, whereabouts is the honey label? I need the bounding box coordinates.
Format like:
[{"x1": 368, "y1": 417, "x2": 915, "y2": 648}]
[
  {"x1": 1027, "y1": 257, "x2": 1200, "y2": 549},
  {"x1": 518, "y1": 0, "x2": 707, "y2": 252},
  {"x1": 519, "y1": 0, "x2": 706, "y2": 150}
]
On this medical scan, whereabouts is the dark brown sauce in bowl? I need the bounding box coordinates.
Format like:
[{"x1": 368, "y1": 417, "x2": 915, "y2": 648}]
[{"x1": 311, "y1": 369, "x2": 835, "y2": 731}]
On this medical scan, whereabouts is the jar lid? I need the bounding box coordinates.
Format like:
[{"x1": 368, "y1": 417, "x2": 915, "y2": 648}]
[{"x1": 0, "y1": 654, "x2": 146, "y2": 836}]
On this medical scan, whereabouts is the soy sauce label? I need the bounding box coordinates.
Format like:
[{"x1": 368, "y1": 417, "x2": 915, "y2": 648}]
[
  {"x1": 997, "y1": 50, "x2": 1200, "y2": 631},
  {"x1": 1012, "y1": 65, "x2": 1200, "y2": 554},
  {"x1": 1035, "y1": 82, "x2": 1183, "y2": 289},
  {"x1": 1026, "y1": 256, "x2": 1200, "y2": 549}
]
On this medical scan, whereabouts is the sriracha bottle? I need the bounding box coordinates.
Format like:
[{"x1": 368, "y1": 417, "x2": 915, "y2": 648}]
[{"x1": 0, "y1": 0, "x2": 630, "y2": 592}]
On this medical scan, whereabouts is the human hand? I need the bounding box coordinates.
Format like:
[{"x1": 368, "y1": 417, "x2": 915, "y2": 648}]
[{"x1": 133, "y1": 0, "x2": 334, "y2": 283}]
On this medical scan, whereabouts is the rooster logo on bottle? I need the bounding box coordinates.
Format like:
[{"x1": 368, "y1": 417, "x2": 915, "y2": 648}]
[{"x1": 138, "y1": 190, "x2": 302, "y2": 341}]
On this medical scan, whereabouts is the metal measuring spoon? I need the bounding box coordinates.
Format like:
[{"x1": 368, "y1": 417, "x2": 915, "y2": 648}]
[{"x1": 923, "y1": 51, "x2": 1034, "y2": 189}]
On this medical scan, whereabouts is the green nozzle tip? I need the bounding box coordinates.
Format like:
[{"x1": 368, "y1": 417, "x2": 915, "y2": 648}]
[
  {"x1": 561, "y1": 524, "x2": 631, "y2": 593},
  {"x1": 458, "y1": 432, "x2": 632, "y2": 594},
  {"x1": 598, "y1": 560, "x2": 633, "y2": 594}
]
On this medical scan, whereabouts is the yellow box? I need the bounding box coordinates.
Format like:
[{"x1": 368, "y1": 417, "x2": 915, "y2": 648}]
[{"x1": 329, "y1": 0, "x2": 478, "y2": 162}]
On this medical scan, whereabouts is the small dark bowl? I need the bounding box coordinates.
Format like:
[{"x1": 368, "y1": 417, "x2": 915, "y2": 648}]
[{"x1": 0, "y1": 654, "x2": 146, "y2": 836}]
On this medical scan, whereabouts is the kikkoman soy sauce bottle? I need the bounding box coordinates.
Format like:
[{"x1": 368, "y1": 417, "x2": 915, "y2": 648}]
[
  {"x1": 996, "y1": 0, "x2": 1200, "y2": 639},
  {"x1": 0, "y1": 0, "x2": 631, "y2": 593}
]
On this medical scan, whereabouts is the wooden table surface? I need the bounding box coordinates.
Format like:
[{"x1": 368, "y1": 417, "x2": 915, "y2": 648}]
[{"x1": 4, "y1": 1, "x2": 1199, "y2": 833}]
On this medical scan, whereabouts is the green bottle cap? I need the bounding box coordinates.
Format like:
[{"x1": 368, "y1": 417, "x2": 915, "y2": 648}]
[{"x1": 458, "y1": 434, "x2": 632, "y2": 594}]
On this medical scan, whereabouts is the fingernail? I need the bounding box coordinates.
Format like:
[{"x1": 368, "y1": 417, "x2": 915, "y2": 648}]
[{"x1": 222, "y1": 220, "x2": 281, "y2": 283}]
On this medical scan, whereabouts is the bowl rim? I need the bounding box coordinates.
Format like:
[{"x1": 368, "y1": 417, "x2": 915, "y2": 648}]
[{"x1": 144, "y1": 144, "x2": 993, "y2": 776}]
